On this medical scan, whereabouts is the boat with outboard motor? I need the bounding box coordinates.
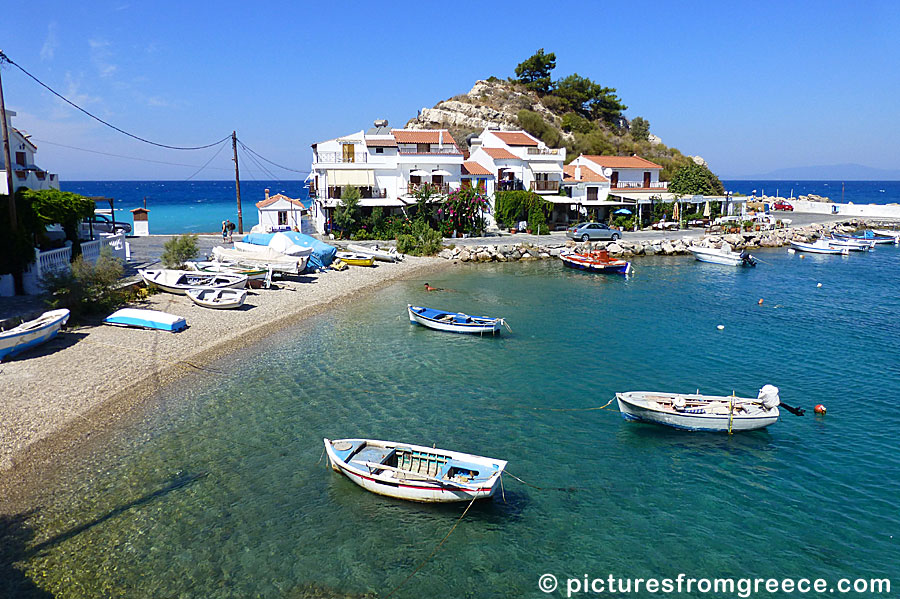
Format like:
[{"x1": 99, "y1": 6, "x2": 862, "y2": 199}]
[
  {"x1": 559, "y1": 249, "x2": 632, "y2": 274},
  {"x1": 689, "y1": 246, "x2": 757, "y2": 267},
  {"x1": 324, "y1": 438, "x2": 507, "y2": 503},
  {"x1": 789, "y1": 239, "x2": 849, "y2": 255},
  {"x1": 616, "y1": 385, "x2": 781, "y2": 432}
]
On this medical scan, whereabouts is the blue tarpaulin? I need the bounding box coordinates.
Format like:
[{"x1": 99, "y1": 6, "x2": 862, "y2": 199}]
[{"x1": 240, "y1": 232, "x2": 337, "y2": 271}]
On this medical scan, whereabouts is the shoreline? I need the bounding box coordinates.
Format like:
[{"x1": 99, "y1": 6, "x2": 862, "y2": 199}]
[{"x1": 0, "y1": 256, "x2": 450, "y2": 508}]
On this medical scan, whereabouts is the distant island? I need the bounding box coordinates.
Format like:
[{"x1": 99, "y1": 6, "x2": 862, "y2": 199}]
[{"x1": 728, "y1": 164, "x2": 900, "y2": 181}]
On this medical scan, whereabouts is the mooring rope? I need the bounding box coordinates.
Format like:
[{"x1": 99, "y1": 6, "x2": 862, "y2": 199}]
[
  {"x1": 531, "y1": 396, "x2": 616, "y2": 412},
  {"x1": 385, "y1": 494, "x2": 479, "y2": 598},
  {"x1": 503, "y1": 471, "x2": 584, "y2": 492}
]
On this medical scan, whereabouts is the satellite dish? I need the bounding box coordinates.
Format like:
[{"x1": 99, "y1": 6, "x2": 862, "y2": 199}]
[{"x1": 602, "y1": 167, "x2": 613, "y2": 177}]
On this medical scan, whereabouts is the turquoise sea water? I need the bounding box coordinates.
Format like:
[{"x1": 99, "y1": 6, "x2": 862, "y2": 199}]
[{"x1": 5, "y1": 249, "x2": 900, "y2": 597}]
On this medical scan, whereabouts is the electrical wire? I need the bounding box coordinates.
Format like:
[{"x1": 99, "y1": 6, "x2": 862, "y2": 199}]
[
  {"x1": 236, "y1": 138, "x2": 309, "y2": 174},
  {"x1": 0, "y1": 50, "x2": 230, "y2": 151},
  {"x1": 184, "y1": 139, "x2": 230, "y2": 181},
  {"x1": 31, "y1": 138, "x2": 233, "y2": 171}
]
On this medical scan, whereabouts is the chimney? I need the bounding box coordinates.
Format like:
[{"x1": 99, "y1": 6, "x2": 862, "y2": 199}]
[
  {"x1": 439, "y1": 130, "x2": 443, "y2": 145},
  {"x1": 575, "y1": 166, "x2": 581, "y2": 180},
  {"x1": 265, "y1": 188, "x2": 270, "y2": 200}
]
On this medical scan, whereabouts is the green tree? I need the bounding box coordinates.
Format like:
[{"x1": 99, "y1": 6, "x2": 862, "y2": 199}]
[
  {"x1": 514, "y1": 48, "x2": 557, "y2": 94},
  {"x1": 0, "y1": 192, "x2": 42, "y2": 280},
  {"x1": 561, "y1": 112, "x2": 594, "y2": 134},
  {"x1": 160, "y1": 234, "x2": 199, "y2": 269},
  {"x1": 516, "y1": 110, "x2": 561, "y2": 148},
  {"x1": 22, "y1": 189, "x2": 95, "y2": 259},
  {"x1": 41, "y1": 246, "x2": 126, "y2": 321},
  {"x1": 668, "y1": 162, "x2": 725, "y2": 196},
  {"x1": 630, "y1": 116, "x2": 650, "y2": 142},
  {"x1": 333, "y1": 186, "x2": 362, "y2": 238},
  {"x1": 551, "y1": 74, "x2": 627, "y2": 123}
]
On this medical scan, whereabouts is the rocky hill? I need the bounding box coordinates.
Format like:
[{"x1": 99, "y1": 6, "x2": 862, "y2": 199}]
[{"x1": 406, "y1": 78, "x2": 706, "y2": 180}]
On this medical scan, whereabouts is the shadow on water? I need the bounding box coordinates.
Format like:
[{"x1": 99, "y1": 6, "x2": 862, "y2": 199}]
[{"x1": 0, "y1": 511, "x2": 54, "y2": 598}]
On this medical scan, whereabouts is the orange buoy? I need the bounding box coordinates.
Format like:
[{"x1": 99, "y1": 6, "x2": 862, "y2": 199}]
[
  {"x1": 758, "y1": 298, "x2": 764, "y2": 305},
  {"x1": 814, "y1": 404, "x2": 827, "y2": 414}
]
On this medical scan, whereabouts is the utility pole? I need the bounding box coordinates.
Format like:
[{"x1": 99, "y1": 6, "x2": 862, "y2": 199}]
[
  {"x1": 232, "y1": 130, "x2": 243, "y2": 234},
  {"x1": 0, "y1": 51, "x2": 16, "y2": 229}
]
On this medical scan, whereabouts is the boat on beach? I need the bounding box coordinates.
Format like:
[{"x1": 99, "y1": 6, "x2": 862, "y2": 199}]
[
  {"x1": 104, "y1": 308, "x2": 187, "y2": 332},
  {"x1": 324, "y1": 438, "x2": 507, "y2": 503},
  {"x1": 689, "y1": 246, "x2": 757, "y2": 267},
  {"x1": 335, "y1": 252, "x2": 376, "y2": 267},
  {"x1": 212, "y1": 245, "x2": 308, "y2": 274},
  {"x1": 186, "y1": 287, "x2": 248, "y2": 310},
  {"x1": 408, "y1": 304, "x2": 508, "y2": 335},
  {"x1": 0, "y1": 309, "x2": 70, "y2": 361},
  {"x1": 346, "y1": 243, "x2": 402, "y2": 262},
  {"x1": 789, "y1": 239, "x2": 849, "y2": 255},
  {"x1": 185, "y1": 260, "x2": 269, "y2": 280},
  {"x1": 616, "y1": 385, "x2": 781, "y2": 432},
  {"x1": 559, "y1": 249, "x2": 632, "y2": 274},
  {"x1": 139, "y1": 269, "x2": 248, "y2": 294}
]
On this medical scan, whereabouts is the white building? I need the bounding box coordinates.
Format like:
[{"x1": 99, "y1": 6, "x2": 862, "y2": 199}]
[
  {"x1": 557, "y1": 163, "x2": 611, "y2": 224},
  {"x1": 309, "y1": 121, "x2": 471, "y2": 234},
  {"x1": 468, "y1": 129, "x2": 565, "y2": 196},
  {"x1": 0, "y1": 110, "x2": 60, "y2": 194},
  {"x1": 256, "y1": 189, "x2": 306, "y2": 232}
]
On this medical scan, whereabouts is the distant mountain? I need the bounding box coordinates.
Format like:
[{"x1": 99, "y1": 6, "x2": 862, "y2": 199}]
[{"x1": 729, "y1": 164, "x2": 900, "y2": 181}]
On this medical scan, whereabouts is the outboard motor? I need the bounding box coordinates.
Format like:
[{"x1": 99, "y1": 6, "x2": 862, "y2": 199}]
[
  {"x1": 740, "y1": 249, "x2": 758, "y2": 267},
  {"x1": 758, "y1": 385, "x2": 780, "y2": 410}
]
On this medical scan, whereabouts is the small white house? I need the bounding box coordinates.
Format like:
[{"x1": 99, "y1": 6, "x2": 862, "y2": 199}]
[{"x1": 256, "y1": 189, "x2": 306, "y2": 232}]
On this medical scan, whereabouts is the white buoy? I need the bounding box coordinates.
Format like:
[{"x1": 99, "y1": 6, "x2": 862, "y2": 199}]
[
  {"x1": 717, "y1": 324, "x2": 725, "y2": 330},
  {"x1": 817, "y1": 283, "x2": 822, "y2": 288}
]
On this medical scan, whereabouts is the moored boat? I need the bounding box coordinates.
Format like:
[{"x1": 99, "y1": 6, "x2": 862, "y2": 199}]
[
  {"x1": 346, "y1": 243, "x2": 402, "y2": 262},
  {"x1": 0, "y1": 309, "x2": 70, "y2": 361},
  {"x1": 104, "y1": 308, "x2": 187, "y2": 332},
  {"x1": 139, "y1": 269, "x2": 248, "y2": 294},
  {"x1": 871, "y1": 229, "x2": 900, "y2": 243},
  {"x1": 833, "y1": 230, "x2": 896, "y2": 244},
  {"x1": 559, "y1": 249, "x2": 632, "y2": 274},
  {"x1": 408, "y1": 304, "x2": 507, "y2": 335},
  {"x1": 789, "y1": 239, "x2": 849, "y2": 255},
  {"x1": 324, "y1": 438, "x2": 507, "y2": 503},
  {"x1": 335, "y1": 252, "x2": 376, "y2": 267},
  {"x1": 689, "y1": 246, "x2": 757, "y2": 267},
  {"x1": 616, "y1": 385, "x2": 781, "y2": 432},
  {"x1": 825, "y1": 236, "x2": 874, "y2": 252},
  {"x1": 186, "y1": 287, "x2": 248, "y2": 310}
]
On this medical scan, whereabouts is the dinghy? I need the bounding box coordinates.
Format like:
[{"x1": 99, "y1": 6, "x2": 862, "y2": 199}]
[
  {"x1": 346, "y1": 243, "x2": 402, "y2": 262},
  {"x1": 616, "y1": 385, "x2": 781, "y2": 432},
  {"x1": 824, "y1": 236, "x2": 874, "y2": 252},
  {"x1": 186, "y1": 287, "x2": 247, "y2": 310},
  {"x1": 871, "y1": 229, "x2": 900, "y2": 243},
  {"x1": 185, "y1": 260, "x2": 268, "y2": 280},
  {"x1": 324, "y1": 438, "x2": 507, "y2": 503},
  {"x1": 139, "y1": 269, "x2": 247, "y2": 294},
  {"x1": 689, "y1": 246, "x2": 757, "y2": 266},
  {"x1": 0, "y1": 309, "x2": 70, "y2": 361},
  {"x1": 559, "y1": 249, "x2": 632, "y2": 274},
  {"x1": 335, "y1": 252, "x2": 375, "y2": 267},
  {"x1": 408, "y1": 304, "x2": 508, "y2": 335},
  {"x1": 833, "y1": 230, "x2": 896, "y2": 245},
  {"x1": 212, "y1": 245, "x2": 306, "y2": 274},
  {"x1": 789, "y1": 239, "x2": 849, "y2": 255},
  {"x1": 104, "y1": 308, "x2": 186, "y2": 332}
]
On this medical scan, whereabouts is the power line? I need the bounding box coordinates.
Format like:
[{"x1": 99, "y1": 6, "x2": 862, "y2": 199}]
[
  {"x1": 0, "y1": 50, "x2": 230, "y2": 151},
  {"x1": 185, "y1": 139, "x2": 230, "y2": 181},
  {"x1": 236, "y1": 138, "x2": 309, "y2": 174},
  {"x1": 32, "y1": 138, "x2": 233, "y2": 171}
]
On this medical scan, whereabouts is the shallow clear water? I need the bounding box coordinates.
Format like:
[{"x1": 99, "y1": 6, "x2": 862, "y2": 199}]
[{"x1": 7, "y1": 249, "x2": 900, "y2": 597}]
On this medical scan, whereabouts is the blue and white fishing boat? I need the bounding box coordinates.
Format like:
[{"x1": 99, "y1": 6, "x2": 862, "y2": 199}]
[
  {"x1": 0, "y1": 309, "x2": 70, "y2": 361},
  {"x1": 408, "y1": 304, "x2": 508, "y2": 335},
  {"x1": 825, "y1": 235, "x2": 874, "y2": 252},
  {"x1": 104, "y1": 308, "x2": 187, "y2": 332},
  {"x1": 324, "y1": 438, "x2": 507, "y2": 503},
  {"x1": 616, "y1": 385, "x2": 781, "y2": 432},
  {"x1": 832, "y1": 230, "x2": 896, "y2": 245},
  {"x1": 789, "y1": 239, "x2": 849, "y2": 255}
]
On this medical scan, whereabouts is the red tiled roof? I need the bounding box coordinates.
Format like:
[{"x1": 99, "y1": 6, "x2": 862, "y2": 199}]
[
  {"x1": 461, "y1": 161, "x2": 493, "y2": 176},
  {"x1": 365, "y1": 138, "x2": 398, "y2": 147},
  {"x1": 492, "y1": 131, "x2": 538, "y2": 146},
  {"x1": 256, "y1": 193, "x2": 306, "y2": 210},
  {"x1": 563, "y1": 164, "x2": 608, "y2": 183},
  {"x1": 482, "y1": 147, "x2": 518, "y2": 160},
  {"x1": 582, "y1": 155, "x2": 662, "y2": 169},
  {"x1": 391, "y1": 129, "x2": 458, "y2": 147}
]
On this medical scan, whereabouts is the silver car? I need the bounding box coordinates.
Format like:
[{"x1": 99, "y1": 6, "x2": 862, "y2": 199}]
[
  {"x1": 566, "y1": 222, "x2": 622, "y2": 242},
  {"x1": 81, "y1": 214, "x2": 131, "y2": 235}
]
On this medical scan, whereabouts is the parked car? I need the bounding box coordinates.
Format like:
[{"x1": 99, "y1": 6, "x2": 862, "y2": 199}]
[
  {"x1": 81, "y1": 214, "x2": 131, "y2": 236},
  {"x1": 773, "y1": 201, "x2": 793, "y2": 211},
  {"x1": 565, "y1": 222, "x2": 622, "y2": 242}
]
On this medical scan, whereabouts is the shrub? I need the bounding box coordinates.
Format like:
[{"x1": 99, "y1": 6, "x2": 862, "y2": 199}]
[
  {"x1": 396, "y1": 221, "x2": 443, "y2": 256},
  {"x1": 527, "y1": 206, "x2": 549, "y2": 235},
  {"x1": 333, "y1": 186, "x2": 362, "y2": 238},
  {"x1": 41, "y1": 247, "x2": 126, "y2": 321},
  {"x1": 160, "y1": 234, "x2": 199, "y2": 269}
]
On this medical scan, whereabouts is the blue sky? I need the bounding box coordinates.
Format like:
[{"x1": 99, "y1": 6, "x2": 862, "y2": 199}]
[{"x1": 3, "y1": 1, "x2": 899, "y2": 180}]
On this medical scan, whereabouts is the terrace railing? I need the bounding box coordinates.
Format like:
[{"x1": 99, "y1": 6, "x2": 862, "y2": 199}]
[
  {"x1": 315, "y1": 152, "x2": 368, "y2": 164},
  {"x1": 530, "y1": 180, "x2": 560, "y2": 192}
]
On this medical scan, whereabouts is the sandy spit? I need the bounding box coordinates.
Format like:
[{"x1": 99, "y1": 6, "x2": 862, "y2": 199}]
[{"x1": 0, "y1": 256, "x2": 450, "y2": 503}]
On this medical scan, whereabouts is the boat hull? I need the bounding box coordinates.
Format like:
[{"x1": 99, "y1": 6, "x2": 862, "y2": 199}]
[
  {"x1": 0, "y1": 309, "x2": 70, "y2": 360},
  {"x1": 616, "y1": 392, "x2": 779, "y2": 432},
  {"x1": 689, "y1": 247, "x2": 751, "y2": 266},
  {"x1": 408, "y1": 305, "x2": 503, "y2": 335},
  {"x1": 336, "y1": 252, "x2": 376, "y2": 267},
  {"x1": 559, "y1": 252, "x2": 632, "y2": 274},
  {"x1": 186, "y1": 288, "x2": 247, "y2": 310},
  {"x1": 324, "y1": 438, "x2": 506, "y2": 503},
  {"x1": 790, "y1": 241, "x2": 848, "y2": 255},
  {"x1": 139, "y1": 269, "x2": 248, "y2": 294},
  {"x1": 346, "y1": 244, "x2": 400, "y2": 262},
  {"x1": 104, "y1": 308, "x2": 187, "y2": 332}
]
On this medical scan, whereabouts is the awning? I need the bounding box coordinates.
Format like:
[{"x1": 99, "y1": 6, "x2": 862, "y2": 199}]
[
  {"x1": 327, "y1": 170, "x2": 374, "y2": 186},
  {"x1": 409, "y1": 169, "x2": 429, "y2": 177},
  {"x1": 529, "y1": 162, "x2": 563, "y2": 174},
  {"x1": 431, "y1": 169, "x2": 452, "y2": 176},
  {"x1": 358, "y1": 198, "x2": 409, "y2": 207}
]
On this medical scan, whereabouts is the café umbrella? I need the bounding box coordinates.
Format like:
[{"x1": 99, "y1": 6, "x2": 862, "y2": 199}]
[{"x1": 614, "y1": 208, "x2": 632, "y2": 215}]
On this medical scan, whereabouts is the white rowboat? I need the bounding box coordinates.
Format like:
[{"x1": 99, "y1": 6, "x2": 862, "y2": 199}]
[
  {"x1": 186, "y1": 287, "x2": 248, "y2": 310},
  {"x1": 324, "y1": 438, "x2": 507, "y2": 503},
  {"x1": 212, "y1": 245, "x2": 307, "y2": 274},
  {"x1": 689, "y1": 246, "x2": 757, "y2": 267},
  {"x1": 346, "y1": 244, "x2": 402, "y2": 262},
  {"x1": 139, "y1": 269, "x2": 248, "y2": 294},
  {"x1": 0, "y1": 309, "x2": 70, "y2": 361},
  {"x1": 408, "y1": 304, "x2": 507, "y2": 335},
  {"x1": 789, "y1": 239, "x2": 849, "y2": 255}
]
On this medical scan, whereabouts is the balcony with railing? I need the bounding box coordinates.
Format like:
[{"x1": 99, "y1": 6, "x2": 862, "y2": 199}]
[
  {"x1": 315, "y1": 151, "x2": 368, "y2": 164},
  {"x1": 405, "y1": 182, "x2": 451, "y2": 195},
  {"x1": 397, "y1": 145, "x2": 461, "y2": 155},
  {"x1": 325, "y1": 187, "x2": 387, "y2": 200},
  {"x1": 530, "y1": 180, "x2": 561, "y2": 193},
  {"x1": 611, "y1": 180, "x2": 668, "y2": 190},
  {"x1": 526, "y1": 147, "x2": 561, "y2": 155}
]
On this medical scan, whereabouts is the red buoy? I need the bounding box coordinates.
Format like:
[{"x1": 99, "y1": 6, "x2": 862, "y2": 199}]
[{"x1": 814, "y1": 404, "x2": 827, "y2": 414}]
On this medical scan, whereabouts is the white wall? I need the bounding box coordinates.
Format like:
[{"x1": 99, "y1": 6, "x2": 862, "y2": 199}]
[{"x1": 788, "y1": 200, "x2": 900, "y2": 219}]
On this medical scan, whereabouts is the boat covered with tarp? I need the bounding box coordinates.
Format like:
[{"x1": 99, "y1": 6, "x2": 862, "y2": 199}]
[
  {"x1": 324, "y1": 438, "x2": 507, "y2": 502},
  {"x1": 240, "y1": 231, "x2": 336, "y2": 270}
]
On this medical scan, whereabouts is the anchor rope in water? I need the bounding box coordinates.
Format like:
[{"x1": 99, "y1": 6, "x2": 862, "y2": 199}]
[
  {"x1": 503, "y1": 471, "x2": 584, "y2": 492},
  {"x1": 531, "y1": 396, "x2": 617, "y2": 412},
  {"x1": 385, "y1": 494, "x2": 479, "y2": 598}
]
